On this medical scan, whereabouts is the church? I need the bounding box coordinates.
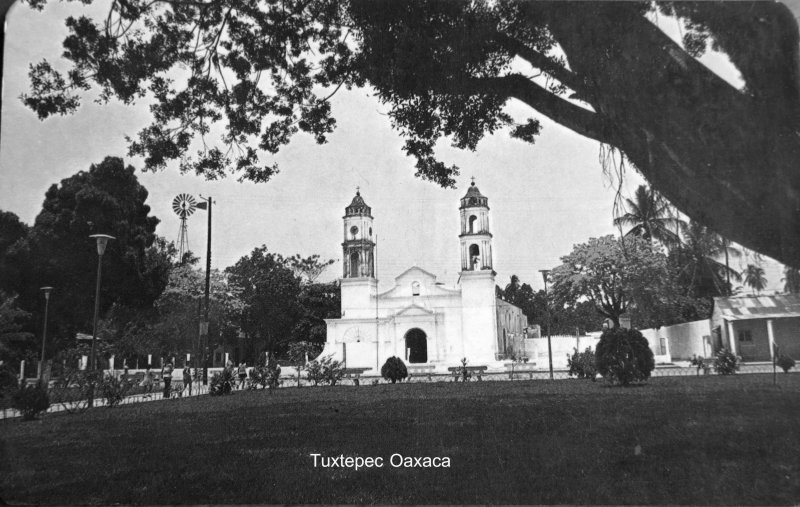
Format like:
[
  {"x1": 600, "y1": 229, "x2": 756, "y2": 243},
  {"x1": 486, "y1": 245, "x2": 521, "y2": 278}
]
[{"x1": 319, "y1": 181, "x2": 528, "y2": 373}]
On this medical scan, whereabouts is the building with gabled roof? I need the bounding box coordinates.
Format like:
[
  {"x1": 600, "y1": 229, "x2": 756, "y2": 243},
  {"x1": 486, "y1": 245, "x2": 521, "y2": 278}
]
[
  {"x1": 711, "y1": 294, "x2": 800, "y2": 362},
  {"x1": 320, "y1": 183, "x2": 528, "y2": 373}
]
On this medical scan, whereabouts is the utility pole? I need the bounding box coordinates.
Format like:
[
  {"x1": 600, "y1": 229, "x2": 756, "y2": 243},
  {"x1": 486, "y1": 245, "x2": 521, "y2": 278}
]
[
  {"x1": 539, "y1": 269, "x2": 553, "y2": 380},
  {"x1": 197, "y1": 196, "x2": 213, "y2": 384}
]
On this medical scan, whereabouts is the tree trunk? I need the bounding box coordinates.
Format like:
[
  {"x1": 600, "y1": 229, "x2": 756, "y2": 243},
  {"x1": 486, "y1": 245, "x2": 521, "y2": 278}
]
[{"x1": 536, "y1": 3, "x2": 800, "y2": 267}]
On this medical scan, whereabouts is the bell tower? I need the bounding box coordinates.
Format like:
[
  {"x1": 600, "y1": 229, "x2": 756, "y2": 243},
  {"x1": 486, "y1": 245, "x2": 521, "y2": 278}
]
[
  {"x1": 342, "y1": 188, "x2": 375, "y2": 278},
  {"x1": 458, "y1": 179, "x2": 498, "y2": 362},
  {"x1": 459, "y1": 179, "x2": 493, "y2": 272},
  {"x1": 340, "y1": 188, "x2": 377, "y2": 319}
]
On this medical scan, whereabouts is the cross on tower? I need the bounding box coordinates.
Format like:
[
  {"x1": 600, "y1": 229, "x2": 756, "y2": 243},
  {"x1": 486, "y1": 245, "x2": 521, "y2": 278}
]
[
  {"x1": 356, "y1": 185, "x2": 360, "y2": 194},
  {"x1": 470, "y1": 176, "x2": 475, "y2": 186}
]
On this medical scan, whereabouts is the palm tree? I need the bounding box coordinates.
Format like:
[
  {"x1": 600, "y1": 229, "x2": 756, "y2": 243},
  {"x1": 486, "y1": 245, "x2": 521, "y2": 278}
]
[
  {"x1": 783, "y1": 266, "x2": 800, "y2": 293},
  {"x1": 671, "y1": 221, "x2": 741, "y2": 298},
  {"x1": 742, "y1": 264, "x2": 767, "y2": 294},
  {"x1": 614, "y1": 185, "x2": 684, "y2": 249}
]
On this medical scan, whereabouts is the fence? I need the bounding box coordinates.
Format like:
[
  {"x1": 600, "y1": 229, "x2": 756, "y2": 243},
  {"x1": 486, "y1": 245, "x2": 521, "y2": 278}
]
[{"x1": 0, "y1": 362, "x2": 786, "y2": 420}]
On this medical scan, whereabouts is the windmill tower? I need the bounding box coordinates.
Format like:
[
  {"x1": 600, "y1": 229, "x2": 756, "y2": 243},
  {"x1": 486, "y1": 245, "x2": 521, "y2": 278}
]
[{"x1": 172, "y1": 193, "x2": 197, "y2": 263}]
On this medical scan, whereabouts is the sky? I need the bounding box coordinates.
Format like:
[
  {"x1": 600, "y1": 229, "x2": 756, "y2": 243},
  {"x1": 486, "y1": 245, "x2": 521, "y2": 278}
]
[{"x1": 0, "y1": 1, "x2": 786, "y2": 293}]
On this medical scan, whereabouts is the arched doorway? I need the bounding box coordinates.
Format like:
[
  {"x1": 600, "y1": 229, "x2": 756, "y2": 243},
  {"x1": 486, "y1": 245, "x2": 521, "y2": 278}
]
[{"x1": 405, "y1": 328, "x2": 428, "y2": 363}]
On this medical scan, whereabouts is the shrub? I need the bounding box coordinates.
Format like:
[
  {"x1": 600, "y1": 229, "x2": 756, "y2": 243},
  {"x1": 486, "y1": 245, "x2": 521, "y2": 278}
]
[
  {"x1": 249, "y1": 362, "x2": 282, "y2": 390},
  {"x1": 776, "y1": 354, "x2": 796, "y2": 373},
  {"x1": 100, "y1": 374, "x2": 131, "y2": 407},
  {"x1": 210, "y1": 369, "x2": 234, "y2": 395},
  {"x1": 713, "y1": 348, "x2": 740, "y2": 375},
  {"x1": 595, "y1": 327, "x2": 655, "y2": 385},
  {"x1": 567, "y1": 347, "x2": 597, "y2": 380},
  {"x1": 11, "y1": 383, "x2": 50, "y2": 420},
  {"x1": 0, "y1": 363, "x2": 18, "y2": 397},
  {"x1": 49, "y1": 368, "x2": 101, "y2": 414},
  {"x1": 305, "y1": 355, "x2": 344, "y2": 386},
  {"x1": 381, "y1": 357, "x2": 408, "y2": 384}
]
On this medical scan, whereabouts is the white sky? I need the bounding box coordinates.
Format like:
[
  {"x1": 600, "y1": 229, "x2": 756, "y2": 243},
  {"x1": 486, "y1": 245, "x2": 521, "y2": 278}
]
[{"x1": 0, "y1": 1, "x2": 785, "y2": 293}]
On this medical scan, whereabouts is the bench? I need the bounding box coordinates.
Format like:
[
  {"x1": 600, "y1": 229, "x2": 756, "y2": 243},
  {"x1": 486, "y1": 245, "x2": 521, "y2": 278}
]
[
  {"x1": 342, "y1": 367, "x2": 372, "y2": 385},
  {"x1": 447, "y1": 365, "x2": 488, "y2": 381}
]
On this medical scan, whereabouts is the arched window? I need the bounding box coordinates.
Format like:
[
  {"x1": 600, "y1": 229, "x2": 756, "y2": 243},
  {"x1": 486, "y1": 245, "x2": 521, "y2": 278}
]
[
  {"x1": 469, "y1": 244, "x2": 480, "y2": 270},
  {"x1": 468, "y1": 215, "x2": 478, "y2": 233},
  {"x1": 412, "y1": 281, "x2": 420, "y2": 296},
  {"x1": 350, "y1": 252, "x2": 360, "y2": 277}
]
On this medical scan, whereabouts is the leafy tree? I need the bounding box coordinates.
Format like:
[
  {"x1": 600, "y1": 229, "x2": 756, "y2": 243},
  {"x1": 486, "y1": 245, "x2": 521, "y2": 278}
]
[
  {"x1": 670, "y1": 221, "x2": 741, "y2": 299},
  {"x1": 7, "y1": 157, "x2": 168, "y2": 351},
  {"x1": 287, "y1": 255, "x2": 336, "y2": 284},
  {"x1": 742, "y1": 264, "x2": 768, "y2": 294},
  {"x1": 500, "y1": 275, "x2": 537, "y2": 323},
  {"x1": 0, "y1": 212, "x2": 30, "y2": 293},
  {"x1": 550, "y1": 235, "x2": 678, "y2": 329},
  {"x1": 499, "y1": 275, "x2": 600, "y2": 335},
  {"x1": 0, "y1": 291, "x2": 35, "y2": 368},
  {"x1": 595, "y1": 327, "x2": 654, "y2": 385},
  {"x1": 613, "y1": 185, "x2": 682, "y2": 249},
  {"x1": 226, "y1": 246, "x2": 303, "y2": 356},
  {"x1": 103, "y1": 260, "x2": 244, "y2": 365},
  {"x1": 20, "y1": 0, "x2": 800, "y2": 268},
  {"x1": 783, "y1": 266, "x2": 800, "y2": 294},
  {"x1": 291, "y1": 281, "x2": 340, "y2": 346}
]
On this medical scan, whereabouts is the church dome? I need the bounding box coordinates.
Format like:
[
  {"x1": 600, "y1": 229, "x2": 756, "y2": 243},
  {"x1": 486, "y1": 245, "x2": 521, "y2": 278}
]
[
  {"x1": 460, "y1": 180, "x2": 488, "y2": 209},
  {"x1": 345, "y1": 190, "x2": 372, "y2": 217}
]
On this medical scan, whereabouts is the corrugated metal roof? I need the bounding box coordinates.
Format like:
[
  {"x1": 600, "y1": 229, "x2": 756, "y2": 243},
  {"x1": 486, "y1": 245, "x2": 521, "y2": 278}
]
[{"x1": 714, "y1": 294, "x2": 800, "y2": 320}]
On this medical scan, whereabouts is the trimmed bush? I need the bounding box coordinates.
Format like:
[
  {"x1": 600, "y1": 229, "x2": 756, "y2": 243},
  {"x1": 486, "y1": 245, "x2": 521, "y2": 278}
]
[
  {"x1": 12, "y1": 384, "x2": 50, "y2": 420},
  {"x1": 713, "y1": 348, "x2": 740, "y2": 375},
  {"x1": 595, "y1": 327, "x2": 655, "y2": 385},
  {"x1": 567, "y1": 347, "x2": 597, "y2": 380},
  {"x1": 381, "y1": 357, "x2": 408, "y2": 384},
  {"x1": 776, "y1": 354, "x2": 795, "y2": 373}
]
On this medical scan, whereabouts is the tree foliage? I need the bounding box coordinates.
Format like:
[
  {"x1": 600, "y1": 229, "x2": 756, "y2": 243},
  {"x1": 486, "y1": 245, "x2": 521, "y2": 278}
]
[
  {"x1": 5, "y1": 157, "x2": 168, "y2": 345},
  {"x1": 614, "y1": 185, "x2": 682, "y2": 249},
  {"x1": 670, "y1": 221, "x2": 740, "y2": 299},
  {"x1": 226, "y1": 246, "x2": 334, "y2": 356},
  {"x1": 742, "y1": 264, "x2": 768, "y2": 294},
  {"x1": 20, "y1": 0, "x2": 800, "y2": 267},
  {"x1": 550, "y1": 235, "x2": 679, "y2": 329},
  {"x1": 595, "y1": 327, "x2": 654, "y2": 386},
  {"x1": 381, "y1": 356, "x2": 408, "y2": 384}
]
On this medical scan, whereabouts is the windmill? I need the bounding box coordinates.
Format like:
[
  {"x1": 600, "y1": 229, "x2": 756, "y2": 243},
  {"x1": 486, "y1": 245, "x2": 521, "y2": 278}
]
[{"x1": 172, "y1": 193, "x2": 197, "y2": 263}]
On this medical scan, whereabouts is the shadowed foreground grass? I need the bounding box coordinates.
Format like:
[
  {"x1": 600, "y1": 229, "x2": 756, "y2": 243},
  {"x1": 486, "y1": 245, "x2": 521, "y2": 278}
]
[{"x1": 1, "y1": 374, "x2": 799, "y2": 505}]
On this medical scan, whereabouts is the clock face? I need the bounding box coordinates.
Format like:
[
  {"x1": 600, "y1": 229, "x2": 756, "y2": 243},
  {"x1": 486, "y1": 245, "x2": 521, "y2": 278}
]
[{"x1": 350, "y1": 226, "x2": 359, "y2": 237}]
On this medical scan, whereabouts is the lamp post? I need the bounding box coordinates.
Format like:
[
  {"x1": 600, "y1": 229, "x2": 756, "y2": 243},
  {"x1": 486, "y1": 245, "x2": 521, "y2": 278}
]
[
  {"x1": 197, "y1": 196, "x2": 212, "y2": 384},
  {"x1": 38, "y1": 286, "x2": 53, "y2": 383},
  {"x1": 88, "y1": 234, "x2": 114, "y2": 407},
  {"x1": 539, "y1": 269, "x2": 553, "y2": 380}
]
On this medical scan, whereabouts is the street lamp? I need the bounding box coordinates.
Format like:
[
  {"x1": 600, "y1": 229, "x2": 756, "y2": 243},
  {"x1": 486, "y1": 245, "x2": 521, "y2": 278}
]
[
  {"x1": 89, "y1": 234, "x2": 115, "y2": 374},
  {"x1": 539, "y1": 269, "x2": 553, "y2": 380},
  {"x1": 38, "y1": 286, "x2": 53, "y2": 384}
]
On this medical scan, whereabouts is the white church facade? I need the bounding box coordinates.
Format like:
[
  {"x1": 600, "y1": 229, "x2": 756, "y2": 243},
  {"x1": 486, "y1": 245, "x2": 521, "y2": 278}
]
[{"x1": 319, "y1": 182, "x2": 528, "y2": 373}]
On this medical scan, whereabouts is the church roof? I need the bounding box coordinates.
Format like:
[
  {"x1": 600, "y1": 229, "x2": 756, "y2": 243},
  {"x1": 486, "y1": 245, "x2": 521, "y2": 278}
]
[
  {"x1": 460, "y1": 180, "x2": 489, "y2": 209},
  {"x1": 345, "y1": 190, "x2": 372, "y2": 217}
]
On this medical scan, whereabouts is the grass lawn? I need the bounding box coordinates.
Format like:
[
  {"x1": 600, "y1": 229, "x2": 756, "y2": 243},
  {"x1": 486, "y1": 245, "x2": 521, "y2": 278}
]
[{"x1": 1, "y1": 374, "x2": 799, "y2": 505}]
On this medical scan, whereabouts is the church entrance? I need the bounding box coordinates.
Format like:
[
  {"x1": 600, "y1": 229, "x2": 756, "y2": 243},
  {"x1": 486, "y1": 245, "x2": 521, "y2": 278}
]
[{"x1": 405, "y1": 328, "x2": 428, "y2": 363}]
